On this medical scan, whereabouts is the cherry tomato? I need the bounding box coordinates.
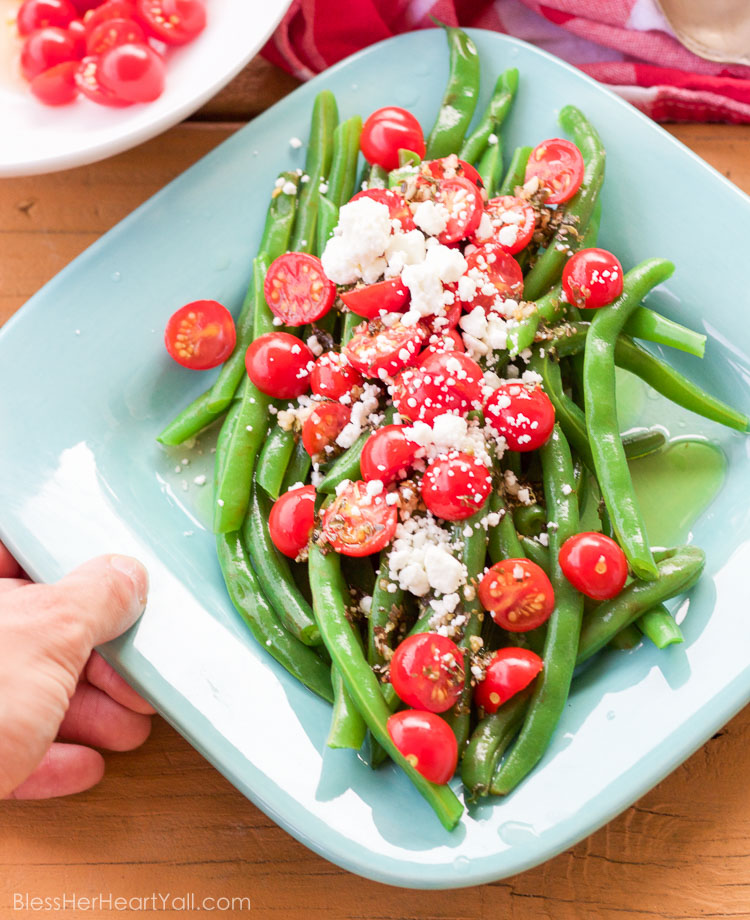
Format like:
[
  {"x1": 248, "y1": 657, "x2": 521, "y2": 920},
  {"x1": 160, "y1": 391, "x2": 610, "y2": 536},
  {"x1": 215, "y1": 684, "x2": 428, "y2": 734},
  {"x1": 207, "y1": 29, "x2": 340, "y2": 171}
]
[
  {"x1": 21, "y1": 27, "x2": 78, "y2": 80},
  {"x1": 86, "y1": 16, "x2": 146, "y2": 54},
  {"x1": 460, "y1": 243, "x2": 523, "y2": 313},
  {"x1": 164, "y1": 300, "x2": 235, "y2": 370},
  {"x1": 386, "y1": 710, "x2": 458, "y2": 784},
  {"x1": 302, "y1": 401, "x2": 352, "y2": 458},
  {"x1": 525, "y1": 138, "x2": 585, "y2": 205},
  {"x1": 421, "y1": 452, "x2": 492, "y2": 521},
  {"x1": 475, "y1": 647, "x2": 544, "y2": 713},
  {"x1": 435, "y1": 176, "x2": 484, "y2": 245},
  {"x1": 244, "y1": 332, "x2": 314, "y2": 398},
  {"x1": 562, "y1": 248, "x2": 624, "y2": 310},
  {"x1": 30, "y1": 60, "x2": 78, "y2": 105},
  {"x1": 349, "y1": 187, "x2": 415, "y2": 231},
  {"x1": 135, "y1": 0, "x2": 205, "y2": 45},
  {"x1": 473, "y1": 196, "x2": 536, "y2": 254},
  {"x1": 343, "y1": 318, "x2": 427, "y2": 379},
  {"x1": 419, "y1": 350, "x2": 483, "y2": 406},
  {"x1": 321, "y1": 479, "x2": 398, "y2": 557},
  {"x1": 360, "y1": 425, "x2": 419, "y2": 485},
  {"x1": 82, "y1": 0, "x2": 135, "y2": 33},
  {"x1": 76, "y1": 54, "x2": 131, "y2": 105},
  {"x1": 425, "y1": 156, "x2": 484, "y2": 194},
  {"x1": 392, "y1": 360, "x2": 477, "y2": 425},
  {"x1": 71, "y1": 0, "x2": 103, "y2": 12},
  {"x1": 268, "y1": 485, "x2": 316, "y2": 559},
  {"x1": 558, "y1": 532, "x2": 629, "y2": 600},
  {"x1": 390, "y1": 633, "x2": 465, "y2": 713},
  {"x1": 360, "y1": 106, "x2": 425, "y2": 172},
  {"x1": 17, "y1": 0, "x2": 77, "y2": 35},
  {"x1": 484, "y1": 383, "x2": 555, "y2": 452},
  {"x1": 416, "y1": 327, "x2": 465, "y2": 364},
  {"x1": 264, "y1": 252, "x2": 336, "y2": 326},
  {"x1": 66, "y1": 17, "x2": 87, "y2": 56},
  {"x1": 339, "y1": 277, "x2": 409, "y2": 321},
  {"x1": 98, "y1": 42, "x2": 165, "y2": 102},
  {"x1": 309, "y1": 351, "x2": 363, "y2": 401},
  {"x1": 479, "y1": 559, "x2": 555, "y2": 632}
]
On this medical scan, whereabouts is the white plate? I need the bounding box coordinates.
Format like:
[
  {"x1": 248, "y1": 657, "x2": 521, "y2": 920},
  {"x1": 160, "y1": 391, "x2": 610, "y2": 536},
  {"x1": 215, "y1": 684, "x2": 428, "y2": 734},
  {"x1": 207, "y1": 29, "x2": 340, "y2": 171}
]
[{"x1": 0, "y1": 0, "x2": 291, "y2": 177}]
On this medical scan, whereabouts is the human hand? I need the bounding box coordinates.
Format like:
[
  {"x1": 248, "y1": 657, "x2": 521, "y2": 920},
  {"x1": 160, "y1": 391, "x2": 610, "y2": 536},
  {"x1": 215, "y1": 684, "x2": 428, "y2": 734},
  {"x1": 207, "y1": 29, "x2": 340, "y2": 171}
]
[{"x1": 0, "y1": 540, "x2": 154, "y2": 800}]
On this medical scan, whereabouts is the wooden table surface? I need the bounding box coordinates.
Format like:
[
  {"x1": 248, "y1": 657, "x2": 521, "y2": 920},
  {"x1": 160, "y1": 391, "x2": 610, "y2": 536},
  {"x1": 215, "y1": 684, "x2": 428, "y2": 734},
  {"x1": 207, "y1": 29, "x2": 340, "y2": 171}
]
[{"x1": 2, "y1": 56, "x2": 750, "y2": 920}]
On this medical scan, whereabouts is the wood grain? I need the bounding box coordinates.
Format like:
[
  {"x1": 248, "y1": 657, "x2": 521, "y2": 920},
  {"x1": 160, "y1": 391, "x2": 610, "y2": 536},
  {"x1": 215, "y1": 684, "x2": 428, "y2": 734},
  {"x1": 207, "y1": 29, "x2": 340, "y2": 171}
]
[{"x1": 2, "y1": 56, "x2": 750, "y2": 920}]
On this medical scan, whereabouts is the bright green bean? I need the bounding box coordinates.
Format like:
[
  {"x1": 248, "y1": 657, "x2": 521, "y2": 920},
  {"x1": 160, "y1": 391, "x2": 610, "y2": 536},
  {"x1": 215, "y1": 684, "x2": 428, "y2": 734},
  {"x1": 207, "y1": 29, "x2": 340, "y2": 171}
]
[
  {"x1": 498, "y1": 145, "x2": 532, "y2": 196},
  {"x1": 460, "y1": 68, "x2": 518, "y2": 166},
  {"x1": 256, "y1": 424, "x2": 297, "y2": 500},
  {"x1": 637, "y1": 603, "x2": 684, "y2": 648},
  {"x1": 425, "y1": 24, "x2": 480, "y2": 158},
  {"x1": 280, "y1": 438, "x2": 311, "y2": 493}
]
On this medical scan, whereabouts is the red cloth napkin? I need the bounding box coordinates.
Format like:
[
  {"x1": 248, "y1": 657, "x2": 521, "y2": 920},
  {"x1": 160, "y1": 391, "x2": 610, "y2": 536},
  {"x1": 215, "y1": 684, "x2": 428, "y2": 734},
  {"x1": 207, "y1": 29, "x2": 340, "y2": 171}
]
[{"x1": 263, "y1": 0, "x2": 750, "y2": 123}]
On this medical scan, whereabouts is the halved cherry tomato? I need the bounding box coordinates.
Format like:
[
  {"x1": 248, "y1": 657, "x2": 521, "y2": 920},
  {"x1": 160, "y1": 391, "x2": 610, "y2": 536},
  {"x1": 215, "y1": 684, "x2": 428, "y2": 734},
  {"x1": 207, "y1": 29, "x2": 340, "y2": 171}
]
[
  {"x1": 21, "y1": 27, "x2": 78, "y2": 80},
  {"x1": 360, "y1": 424, "x2": 419, "y2": 484},
  {"x1": 425, "y1": 156, "x2": 484, "y2": 194},
  {"x1": 344, "y1": 318, "x2": 427, "y2": 379},
  {"x1": 302, "y1": 401, "x2": 352, "y2": 458},
  {"x1": 390, "y1": 633, "x2": 465, "y2": 713},
  {"x1": 30, "y1": 60, "x2": 78, "y2": 105},
  {"x1": 82, "y1": 0, "x2": 135, "y2": 33},
  {"x1": 525, "y1": 138, "x2": 584, "y2": 205},
  {"x1": 135, "y1": 0, "x2": 205, "y2": 44},
  {"x1": 17, "y1": 0, "x2": 77, "y2": 35},
  {"x1": 244, "y1": 332, "x2": 314, "y2": 398},
  {"x1": 435, "y1": 176, "x2": 484, "y2": 245},
  {"x1": 421, "y1": 452, "x2": 492, "y2": 521},
  {"x1": 558, "y1": 532, "x2": 628, "y2": 600},
  {"x1": 339, "y1": 277, "x2": 409, "y2": 320},
  {"x1": 484, "y1": 383, "x2": 555, "y2": 451},
  {"x1": 164, "y1": 300, "x2": 236, "y2": 370},
  {"x1": 86, "y1": 17, "x2": 146, "y2": 54},
  {"x1": 264, "y1": 253, "x2": 336, "y2": 325},
  {"x1": 460, "y1": 243, "x2": 524, "y2": 313},
  {"x1": 416, "y1": 328, "x2": 465, "y2": 364},
  {"x1": 76, "y1": 54, "x2": 132, "y2": 105},
  {"x1": 268, "y1": 485, "x2": 316, "y2": 559},
  {"x1": 321, "y1": 479, "x2": 398, "y2": 557},
  {"x1": 386, "y1": 710, "x2": 458, "y2": 784},
  {"x1": 309, "y1": 351, "x2": 363, "y2": 400},
  {"x1": 360, "y1": 106, "x2": 425, "y2": 172},
  {"x1": 562, "y1": 248, "x2": 623, "y2": 310},
  {"x1": 349, "y1": 187, "x2": 415, "y2": 232},
  {"x1": 475, "y1": 647, "x2": 544, "y2": 713},
  {"x1": 479, "y1": 559, "x2": 555, "y2": 632},
  {"x1": 473, "y1": 196, "x2": 536, "y2": 254},
  {"x1": 98, "y1": 42, "x2": 165, "y2": 102}
]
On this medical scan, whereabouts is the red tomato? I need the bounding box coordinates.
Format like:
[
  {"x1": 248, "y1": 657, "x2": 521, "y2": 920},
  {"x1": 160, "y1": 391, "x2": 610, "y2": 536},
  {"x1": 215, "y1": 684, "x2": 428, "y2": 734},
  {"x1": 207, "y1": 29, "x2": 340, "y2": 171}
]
[
  {"x1": 360, "y1": 106, "x2": 425, "y2": 172},
  {"x1": 82, "y1": 0, "x2": 135, "y2": 33},
  {"x1": 98, "y1": 42, "x2": 165, "y2": 102},
  {"x1": 484, "y1": 383, "x2": 555, "y2": 452},
  {"x1": 76, "y1": 54, "x2": 131, "y2": 105},
  {"x1": 425, "y1": 156, "x2": 484, "y2": 194},
  {"x1": 419, "y1": 350, "x2": 483, "y2": 405},
  {"x1": 268, "y1": 485, "x2": 316, "y2": 559},
  {"x1": 421, "y1": 452, "x2": 492, "y2": 521},
  {"x1": 392, "y1": 360, "x2": 477, "y2": 425},
  {"x1": 86, "y1": 17, "x2": 146, "y2": 53},
  {"x1": 475, "y1": 647, "x2": 544, "y2": 713},
  {"x1": 386, "y1": 710, "x2": 458, "y2": 784},
  {"x1": 416, "y1": 328, "x2": 465, "y2": 364},
  {"x1": 66, "y1": 17, "x2": 87, "y2": 56},
  {"x1": 244, "y1": 332, "x2": 314, "y2": 398},
  {"x1": 135, "y1": 0, "x2": 205, "y2": 44},
  {"x1": 71, "y1": 0, "x2": 103, "y2": 12},
  {"x1": 309, "y1": 351, "x2": 363, "y2": 400},
  {"x1": 264, "y1": 252, "x2": 336, "y2": 325},
  {"x1": 525, "y1": 138, "x2": 585, "y2": 205},
  {"x1": 479, "y1": 559, "x2": 555, "y2": 632},
  {"x1": 461, "y1": 243, "x2": 523, "y2": 314},
  {"x1": 17, "y1": 0, "x2": 77, "y2": 35},
  {"x1": 30, "y1": 60, "x2": 78, "y2": 104},
  {"x1": 339, "y1": 277, "x2": 409, "y2": 321},
  {"x1": 435, "y1": 176, "x2": 484, "y2": 245},
  {"x1": 21, "y1": 27, "x2": 78, "y2": 80},
  {"x1": 562, "y1": 248, "x2": 624, "y2": 310},
  {"x1": 321, "y1": 480, "x2": 398, "y2": 557},
  {"x1": 390, "y1": 633, "x2": 465, "y2": 713},
  {"x1": 343, "y1": 318, "x2": 427, "y2": 379},
  {"x1": 164, "y1": 300, "x2": 235, "y2": 370},
  {"x1": 302, "y1": 402, "x2": 352, "y2": 458},
  {"x1": 558, "y1": 532, "x2": 628, "y2": 600},
  {"x1": 472, "y1": 196, "x2": 536, "y2": 254},
  {"x1": 349, "y1": 187, "x2": 415, "y2": 232},
  {"x1": 360, "y1": 425, "x2": 419, "y2": 485}
]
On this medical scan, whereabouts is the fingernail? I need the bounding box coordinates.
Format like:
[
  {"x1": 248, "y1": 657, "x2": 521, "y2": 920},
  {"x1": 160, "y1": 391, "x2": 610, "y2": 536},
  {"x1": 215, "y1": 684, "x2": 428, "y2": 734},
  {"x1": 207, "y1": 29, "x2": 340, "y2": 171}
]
[{"x1": 110, "y1": 555, "x2": 149, "y2": 612}]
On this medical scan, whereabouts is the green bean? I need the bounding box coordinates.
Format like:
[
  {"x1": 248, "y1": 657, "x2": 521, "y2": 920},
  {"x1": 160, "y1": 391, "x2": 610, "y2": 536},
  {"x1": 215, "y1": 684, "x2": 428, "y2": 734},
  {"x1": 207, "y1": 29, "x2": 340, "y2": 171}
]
[
  {"x1": 316, "y1": 115, "x2": 363, "y2": 255},
  {"x1": 398, "y1": 148, "x2": 422, "y2": 168},
  {"x1": 530, "y1": 351, "x2": 594, "y2": 469},
  {"x1": 476, "y1": 136, "x2": 504, "y2": 197},
  {"x1": 308, "y1": 543, "x2": 464, "y2": 830},
  {"x1": 251, "y1": 253, "x2": 274, "y2": 338},
  {"x1": 577, "y1": 546, "x2": 705, "y2": 662},
  {"x1": 342, "y1": 554, "x2": 376, "y2": 598},
  {"x1": 488, "y1": 490, "x2": 523, "y2": 562},
  {"x1": 584, "y1": 259, "x2": 675, "y2": 579},
  {"x1": 620, "y1": 426, "x2": 667, "y2": 460},
  {"x1": 517, "y1": 535, "x2": 551, "y2": 573},
  {"x1": 498, "y1": 145, "x2": 532, "y2": 196},
  {"x1": 317, "y1": 431, "x2": 368, "y2": 493},
  {"x1": 513, "y1": 503, "x2": 546, "y2": 537},
  {"x1": 609, "y1": 308, "x2": 706, "y2": 359},
  {"x1": 342, "y1": 310, "x2": 365, "y2": 345},
  {"x1": 524, "y1": 106, "x2": 605, "y2": 302},
  {"x1": 425, "y1": 24, "x2": 480, "y2": 158},
  {"x1": 608, "y1": 623, "x2": 642, "y2": 650},
  {"x1": 280, "y1": 438, "x2": 311, "y2": 493},
  {"x1": 243, "y1": 482, "x2": 321, "y2": 645},
  {"x1": 157, "y1": 387, "x2": 223, "y2": 446},
  {"x1": 492, "y1": 425, "x2": 584, "y2": 796},
  {"x1": 256, "y1": 424, "x2": 297, "y2": 500},
  {"x1": 637, "y1": 603, "x2": 684, "y2": 649},
  {"x1": 368, "y1": 561, "x2": 405, "y2": 668},
  {"x1": 328, "y1": 667, "x2": 367, "y2": 749},
  {"x1": 216, "y1": 531, "x2": 333, "y2": 703},
  {"x1": 460, "y1": 68, "x2": 518, "y2": 166},
  {"x1": 367, "y1": 163, "x2": 388, "y2": 189}
]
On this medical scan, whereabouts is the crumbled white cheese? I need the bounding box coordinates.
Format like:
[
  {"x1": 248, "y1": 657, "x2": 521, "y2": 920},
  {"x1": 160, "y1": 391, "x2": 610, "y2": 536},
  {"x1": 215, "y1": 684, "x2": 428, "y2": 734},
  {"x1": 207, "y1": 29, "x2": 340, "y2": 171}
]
[
  {"x1": 412, "y1": 199, "x2": 449, "y2": 237},
  {"x1": 321, "y1": 197, "x2": 391, "y2": 285}
]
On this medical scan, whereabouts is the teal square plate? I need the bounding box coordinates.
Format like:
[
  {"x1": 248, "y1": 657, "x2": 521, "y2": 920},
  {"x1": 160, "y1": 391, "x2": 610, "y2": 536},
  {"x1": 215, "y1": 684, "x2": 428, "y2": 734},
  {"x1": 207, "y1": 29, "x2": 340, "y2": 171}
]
[{"x1": 1, "y1": 29, "x2": 749, "y2": 889}]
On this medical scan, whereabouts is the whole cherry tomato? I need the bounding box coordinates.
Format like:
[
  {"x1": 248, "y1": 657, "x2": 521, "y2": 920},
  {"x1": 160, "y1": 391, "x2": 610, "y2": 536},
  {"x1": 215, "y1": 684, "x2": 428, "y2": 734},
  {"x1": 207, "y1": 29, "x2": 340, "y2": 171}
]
[
  {"x1": 164, "y1": 300, "x2": 236, "y2": 370},
  {"x1": 360, "y1": 425, "x2": 419, "y2": 485},
  {"x1": 421, "y1": 452, "x2": 492, "y2": 521},
  {"x1": 360, "y1": 106, "x2": 425, "y2": 172},
  {"x1": 435, "y1": 176, "x2": 484, "y2": 245},
  {"x1": 386, "y1": 710, "x2": 458, "y2": 784},
  {"x1": 309, "y1": 351, "x2": 363, "y2": 400},
  {"x1": 558, "y1": 531, "x2": 629, "y2": 600},
  {"x1": 349, "y1": 187, "x2": 415, "y2": 231},
  {"x1": 484, "y1": 383, "x2": 555, "y2": 452},
  {"x1": 460, "y1": 243, "x2": 523, "y2": 313},
  {"x1": 244, "y1": 332, "x2": 314, "y2": 398},
  {"x1": 562, "y1": 248, "x2": 624, "y2": 310},
  {"x1": 472, "y1": 196, "x2": 536, "y2": 254},
  {"x1": 301, "y1": 401, "x2": 352, "y2": 458},
  {"x1": 21, "y1": 27, "x2": 78, "y2": 80},
  {"x1": 17, "y1": 0, "x2": 77, "y2": 35},
  {"x1": 268, "y1": 485, "x2": 316, "y2": 559},
  {"x1": 97, "y1": 42, "x2": 165, "y2": 103},
  {"x1": 390, "y1": 633, "x2": 465, "y2": 713},
  {"x1": 479, "y1": 559, "x2": 555, "y2": 632},
  {"x1": 475, "y1": 647, "x2": 544, "y2": 713}
]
